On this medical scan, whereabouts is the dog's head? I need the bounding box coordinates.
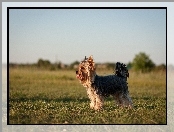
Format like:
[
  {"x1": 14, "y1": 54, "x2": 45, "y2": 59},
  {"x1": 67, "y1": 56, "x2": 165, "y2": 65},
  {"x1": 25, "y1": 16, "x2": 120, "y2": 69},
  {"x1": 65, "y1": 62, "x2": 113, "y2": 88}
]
[{"x1": 76, "y1": 55, "x2": 96, "y2": 85}]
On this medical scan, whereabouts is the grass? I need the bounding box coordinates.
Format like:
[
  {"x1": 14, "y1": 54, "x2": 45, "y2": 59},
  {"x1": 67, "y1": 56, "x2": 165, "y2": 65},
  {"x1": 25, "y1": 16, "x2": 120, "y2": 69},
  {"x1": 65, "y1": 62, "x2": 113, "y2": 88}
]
[{"x1": 9, "y1": 68, "x2": 166, "y2": 124}]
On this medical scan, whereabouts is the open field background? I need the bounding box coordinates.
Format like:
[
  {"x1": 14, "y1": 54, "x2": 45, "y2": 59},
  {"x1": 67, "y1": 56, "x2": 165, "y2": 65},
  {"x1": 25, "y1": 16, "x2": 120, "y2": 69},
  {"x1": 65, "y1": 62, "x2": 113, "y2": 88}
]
[{"x1": 8, "y1": 67, "x2": 166, "y2": 124}]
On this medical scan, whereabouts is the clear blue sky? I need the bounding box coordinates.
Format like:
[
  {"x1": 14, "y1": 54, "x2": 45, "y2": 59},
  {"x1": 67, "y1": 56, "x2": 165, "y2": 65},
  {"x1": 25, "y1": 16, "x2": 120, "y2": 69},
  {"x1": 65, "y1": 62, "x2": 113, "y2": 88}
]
[{"x1": 8, "y1": 8, "x2": 166, "y2": 65}]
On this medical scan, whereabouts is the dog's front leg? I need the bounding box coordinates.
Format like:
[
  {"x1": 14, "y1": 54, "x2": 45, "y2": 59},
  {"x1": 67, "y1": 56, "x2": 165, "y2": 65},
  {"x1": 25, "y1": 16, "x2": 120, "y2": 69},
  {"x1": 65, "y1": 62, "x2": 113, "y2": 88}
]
[
  {"x1": 86, "y1": 87, "x2": 96, "y2": 109},
  {"x1": 94, "y1": 92, "x2": 104, "y2": 110}
]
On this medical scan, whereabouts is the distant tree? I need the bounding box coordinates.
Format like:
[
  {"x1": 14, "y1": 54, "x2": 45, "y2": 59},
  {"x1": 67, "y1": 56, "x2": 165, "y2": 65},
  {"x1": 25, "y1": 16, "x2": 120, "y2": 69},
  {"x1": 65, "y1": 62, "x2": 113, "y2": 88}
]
[
  {"x1": 132, "y1": 52, "x2": 155, "y2": 72},
  {"x1": 57, "y1": 61, "x2": 62, "y2": 69},
  {"x1": 69, "y1": 61, "x2": 80, "y2": 69},
  {"x1": 127, "y1": 62, "x2": 133, "y2": 69},
  {"x1": 37, "y1": 59, "x2": 51, "y2": 68}
]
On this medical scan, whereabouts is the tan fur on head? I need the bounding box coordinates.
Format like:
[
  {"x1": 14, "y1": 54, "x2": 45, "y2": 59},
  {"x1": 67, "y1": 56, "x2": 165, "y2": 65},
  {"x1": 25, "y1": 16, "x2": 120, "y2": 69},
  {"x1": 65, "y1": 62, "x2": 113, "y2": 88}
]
[
  {"x1": 76, "y1": 55, "x2": 96, "y2": 87},
  {"x1": 87, "y1": 55, "x2": 95, "y2": 70}
]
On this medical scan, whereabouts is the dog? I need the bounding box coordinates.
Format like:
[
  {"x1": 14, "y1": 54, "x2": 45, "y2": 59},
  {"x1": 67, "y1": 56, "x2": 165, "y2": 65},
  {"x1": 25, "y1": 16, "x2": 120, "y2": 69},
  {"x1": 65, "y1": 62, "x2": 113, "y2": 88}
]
[{"x1": 76, "y1": 55, "x2": 133, "y2": 110}]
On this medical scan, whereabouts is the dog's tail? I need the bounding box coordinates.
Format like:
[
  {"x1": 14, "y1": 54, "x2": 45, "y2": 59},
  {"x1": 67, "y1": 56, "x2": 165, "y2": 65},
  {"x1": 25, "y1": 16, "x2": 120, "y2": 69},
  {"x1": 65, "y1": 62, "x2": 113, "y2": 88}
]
[{"x1": 114, "y1": 62, "x2": 129, "y2": 79}]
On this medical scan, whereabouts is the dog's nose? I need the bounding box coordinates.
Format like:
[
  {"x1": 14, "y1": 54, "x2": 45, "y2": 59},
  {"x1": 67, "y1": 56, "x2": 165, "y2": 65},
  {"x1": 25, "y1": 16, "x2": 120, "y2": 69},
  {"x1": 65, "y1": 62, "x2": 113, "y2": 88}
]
[{"x1": 76, "y1": 71, "x2": 78, "y2": 74}]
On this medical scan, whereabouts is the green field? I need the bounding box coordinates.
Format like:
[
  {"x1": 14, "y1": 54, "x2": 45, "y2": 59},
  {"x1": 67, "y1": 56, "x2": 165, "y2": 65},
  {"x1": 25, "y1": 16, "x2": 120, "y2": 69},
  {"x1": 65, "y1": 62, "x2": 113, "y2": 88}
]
[{"x1": 9, "y1": 68, "x2": 166, "y2": 124}]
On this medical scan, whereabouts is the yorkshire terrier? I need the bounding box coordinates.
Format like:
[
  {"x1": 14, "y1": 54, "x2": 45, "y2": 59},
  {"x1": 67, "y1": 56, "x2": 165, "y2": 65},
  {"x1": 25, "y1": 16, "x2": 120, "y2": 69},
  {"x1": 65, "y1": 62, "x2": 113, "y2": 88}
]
[{"x1": 76, "y1": 55, "x2": 133, "y2": 110}]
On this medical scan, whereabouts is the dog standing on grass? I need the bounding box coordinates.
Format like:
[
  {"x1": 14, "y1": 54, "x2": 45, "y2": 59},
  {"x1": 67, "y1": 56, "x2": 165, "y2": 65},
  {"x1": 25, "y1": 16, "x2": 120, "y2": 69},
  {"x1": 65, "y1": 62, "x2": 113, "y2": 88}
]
[{"x1": 76, "y1": 55, "x2": 133, "y2": 110}]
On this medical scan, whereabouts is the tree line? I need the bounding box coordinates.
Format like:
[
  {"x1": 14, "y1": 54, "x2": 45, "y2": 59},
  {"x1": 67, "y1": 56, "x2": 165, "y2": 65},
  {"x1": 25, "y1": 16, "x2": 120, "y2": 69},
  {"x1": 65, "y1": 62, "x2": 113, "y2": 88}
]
[{"x1": 9, "y1": 52, "x2": 166, "y2": 72}]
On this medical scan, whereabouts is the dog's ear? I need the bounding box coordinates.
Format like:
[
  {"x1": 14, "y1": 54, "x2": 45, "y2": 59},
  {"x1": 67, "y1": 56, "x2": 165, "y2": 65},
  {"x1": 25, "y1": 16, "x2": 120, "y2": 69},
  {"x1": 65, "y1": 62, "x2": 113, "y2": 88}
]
[
  {"x1": 88, "y1": 55, "x2": 94, "y2": 63},
  {"x1": 88, "y1": 55, "x2": 93, "y2": 60},
  {"x1": 88, "y1": 55, "x2": 95, "y2": 70}
]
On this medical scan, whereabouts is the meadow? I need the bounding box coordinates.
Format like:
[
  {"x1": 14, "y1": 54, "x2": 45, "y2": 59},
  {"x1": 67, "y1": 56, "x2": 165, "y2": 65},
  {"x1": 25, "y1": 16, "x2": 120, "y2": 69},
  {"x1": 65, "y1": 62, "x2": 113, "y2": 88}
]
[{"x1": 9, "y1": 67, "x2": 166, "y2": 124}]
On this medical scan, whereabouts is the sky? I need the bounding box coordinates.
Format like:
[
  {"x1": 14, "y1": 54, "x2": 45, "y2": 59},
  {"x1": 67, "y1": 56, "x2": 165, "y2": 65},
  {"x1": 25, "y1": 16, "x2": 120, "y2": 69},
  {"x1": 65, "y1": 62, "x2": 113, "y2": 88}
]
[{"x1": 2, "y1": 2, "x2": 173, "y2": 65}]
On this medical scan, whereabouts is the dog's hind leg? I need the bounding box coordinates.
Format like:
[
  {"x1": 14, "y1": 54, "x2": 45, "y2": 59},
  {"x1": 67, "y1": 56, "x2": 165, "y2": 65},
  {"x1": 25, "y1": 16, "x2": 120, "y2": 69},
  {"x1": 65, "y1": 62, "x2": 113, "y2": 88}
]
[
  {"x1": 122, "y1": 93, "x2": 133, "y2": 108},
  {"x1": 113, "y1": 93, "x2": 124, "y2": 107}
]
